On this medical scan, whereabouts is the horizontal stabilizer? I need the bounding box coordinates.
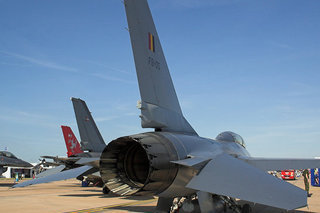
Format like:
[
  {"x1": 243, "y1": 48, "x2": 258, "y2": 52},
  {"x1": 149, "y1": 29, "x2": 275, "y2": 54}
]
[
  {"x1": 239, "y1": 157, "x2": 320, "y2": 171},
  {"x1": 41, "y1": 156, "x2": 60, "y2": 160},
  {"x1": 187, "y1": 154, "x2": 307, "y2": 210},
  {"x1": 13, "y1": 165, "x2": 93, "y2": 188},
  {"x1": 36, "y1": 165, "x2": 65, "y2": 178},
  {"x1": 171, "y1": 156, "x2": 210, "y2": 168},
  {"x1": 76, "y1": 158, "x2": 99, "y2": 167},
  {"x1": 41, "y1": 156, "x2": 81, "y2": 165},
  {"x1": 41, "y1": 161, "x2": 61, "y2": 167}
]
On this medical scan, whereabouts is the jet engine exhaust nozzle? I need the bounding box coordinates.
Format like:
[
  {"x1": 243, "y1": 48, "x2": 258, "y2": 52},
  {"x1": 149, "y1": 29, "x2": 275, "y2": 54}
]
[{"x1": 99, "y1": 133, "x2": 179, "y2": 196}]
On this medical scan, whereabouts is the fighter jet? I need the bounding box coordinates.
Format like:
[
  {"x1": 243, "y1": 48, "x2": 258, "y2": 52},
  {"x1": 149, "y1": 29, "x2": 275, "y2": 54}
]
[
  {"x1": 19, "y1": 98, "x2": 106, "y2": 189},
  {"x1": 98, "y1": 1, "x2": 320, "y2": 212},
  {"x1": 39, "y1": 125, "x2": 89, "y2": 172},
  {"x1": 0, "y1": 151, "x2": 32, "y2": 175},
  {"x1": 41, "y1": 98, "x2": 106, "y2": 168},
  {"x1": 15, "y1": 0, "x2": 320, "y2": 212}
]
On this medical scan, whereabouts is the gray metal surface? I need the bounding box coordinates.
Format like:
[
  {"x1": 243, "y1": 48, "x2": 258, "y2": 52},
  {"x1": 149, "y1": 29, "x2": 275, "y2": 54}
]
[
  {"x1": 240, "y1": 157, "x2": 320, "y2": 171},
  {"x1": 158, "y1": 133, "x2": 251, "y2": 197},
  {"x1": 100, "y1": 133, "x2": 180, "y2": 196},
  {"x1": 51, "y1": 0, "x2": 320, "y2": 211},
  {"x1": 197, "y1": 191, "x2": 216, "y2": 213},
  {"x1": 36, "y1": 165, "x2": 66, "y2": 178},
  {"x1": 37, "y1": 100, "x2": 105, "y2": 186},
  {"x1": 187, "y1": 154, "x2": 307, "y2": 210},
  {"x1": 156, "y1": 197, "x2": 173, "y2": 213},
  {"x1": 13, "y1": 165, "x2": 93, "y2": 188},
  {"x1": 103, "y1": 0, "x2": 320, "y2": 211},
  {"x1": 71, "y1": 97, "x2": 106, "y2": 152},
  {"x1": 41, "y1": 152, "x2": 101, "y2": 169},
  {"x1": 124, "y1": 0, "x2": 196, "y2": 135},
  {"x1": 76, "y1": 157, "x2": 100, "y2": 168},
  {"x1": 99, "y1": 131, "x2": 253, "y2": 198},
  {"x1": 171, "y1": 156, "x2": 211, "y2": 168}
]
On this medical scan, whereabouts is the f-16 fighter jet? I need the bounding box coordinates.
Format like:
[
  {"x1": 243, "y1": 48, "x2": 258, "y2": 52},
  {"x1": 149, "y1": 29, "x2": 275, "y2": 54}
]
[
  {"x1": 41, "y1": 125, "x2": 96, "y2": 169},
  {"x1": 0, "y1": 151, "x2": 32, "y2": 175},
  {"x1": 41, "y1": 98, "x2": 106, "y2": 166},
  {"x1": 15, "y1": 1, "x2": 320, "y2": 212},
  {"x1": 99, "y1": 1, "x2": 320, "y2": 212},
  {"x1": 17, "y1": 98, "x2": 106, "y2": 190}
]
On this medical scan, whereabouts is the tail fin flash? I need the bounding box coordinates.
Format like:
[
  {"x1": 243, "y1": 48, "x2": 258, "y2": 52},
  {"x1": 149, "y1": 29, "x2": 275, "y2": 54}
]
[
  {"x1": 71, "y1": 98, "x2": 106, "y2": 152},
  {"x1": 124, "y1": 0, "x2": 197, "y2": 135},
  {"x1": 61, "y1": 126, "x2": 83, "y2": 157}
]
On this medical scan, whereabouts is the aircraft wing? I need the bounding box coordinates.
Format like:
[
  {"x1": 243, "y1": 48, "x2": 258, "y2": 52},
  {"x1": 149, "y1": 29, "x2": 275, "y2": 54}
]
[
  {"x1": 41, "y1": 155, "x2": 61, "y2": 160},
  {"x1": 186, "y1": 154, "x2": 307, "y2": 210},
  {"x1": 36, "y1": 165, "x2": 66, "y2": 178},
  {"x1": 171, "y1": 156, "x2": 210, "y2": 167},
  {"x1": 76, "y1": 157, "x2": 100, "y2": 167},
  {"x1": 13, "y1": 165, "x2": 93, "y2": 188},
  {"x1": 239, "y1": 157, "x2": 320, "y2": 171},
  {"x1": 41, "y1": 156, "x2": 80, "y2": 164},
  {"x1": 42, "y1": 161, "x2": 61, "y2": 167}
]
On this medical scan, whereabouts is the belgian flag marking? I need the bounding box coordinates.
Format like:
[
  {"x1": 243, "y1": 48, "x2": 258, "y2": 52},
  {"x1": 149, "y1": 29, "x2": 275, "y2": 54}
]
[{"x1": 148, "y1": 32, "x2": 155, "y2": 52}]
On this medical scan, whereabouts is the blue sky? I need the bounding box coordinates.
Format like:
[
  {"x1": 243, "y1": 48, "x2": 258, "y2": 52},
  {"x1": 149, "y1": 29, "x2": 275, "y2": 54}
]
[{"x1": 0, "y1": 0, "x2": 319, "y2": 162}]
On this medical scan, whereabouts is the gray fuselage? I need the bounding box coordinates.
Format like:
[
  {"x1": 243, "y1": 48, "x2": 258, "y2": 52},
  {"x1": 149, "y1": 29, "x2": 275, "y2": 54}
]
[{"x1": 100, "y1": 131, "x2": 250, "y2": 197}]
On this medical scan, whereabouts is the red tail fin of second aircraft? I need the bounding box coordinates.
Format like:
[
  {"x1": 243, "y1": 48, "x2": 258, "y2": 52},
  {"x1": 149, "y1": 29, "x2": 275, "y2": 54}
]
[{"x1": 61, "y1": 125, "x2": 83, "y2": 157}]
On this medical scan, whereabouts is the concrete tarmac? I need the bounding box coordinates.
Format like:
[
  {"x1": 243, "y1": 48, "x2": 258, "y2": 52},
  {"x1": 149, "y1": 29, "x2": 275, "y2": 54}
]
[{"x1": 0, "y1": 178, "x2": 319, "y2": 213}]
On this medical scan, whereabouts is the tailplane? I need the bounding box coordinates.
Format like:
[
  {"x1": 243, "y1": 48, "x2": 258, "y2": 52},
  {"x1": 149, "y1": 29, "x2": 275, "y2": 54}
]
[
  {"x1": 71, "y1": 98, "x2": 106, "y2": 152},
  {"x1": 124, "y1": 0, "x2": 197, "y2": 135},
  {"x1": 61, "y1": 126, "x2": 83, "y2": 157}
]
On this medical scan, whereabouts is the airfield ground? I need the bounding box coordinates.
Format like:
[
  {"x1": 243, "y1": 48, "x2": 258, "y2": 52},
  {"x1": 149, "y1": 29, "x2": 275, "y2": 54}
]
[{"x1": 0, "y1": 178, "x2": 319, "y2": 213}]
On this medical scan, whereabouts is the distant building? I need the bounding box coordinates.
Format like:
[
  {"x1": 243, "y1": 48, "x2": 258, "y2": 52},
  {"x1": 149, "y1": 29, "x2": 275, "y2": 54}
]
[{"x1": 2, "y1": 164, "x2": 35, "y2": 178}]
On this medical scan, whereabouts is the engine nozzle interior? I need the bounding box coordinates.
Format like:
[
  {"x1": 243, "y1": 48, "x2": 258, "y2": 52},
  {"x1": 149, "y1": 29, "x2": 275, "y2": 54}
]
[{"x1": 99, "y1": 133, "x2": 179, "y2": 196}]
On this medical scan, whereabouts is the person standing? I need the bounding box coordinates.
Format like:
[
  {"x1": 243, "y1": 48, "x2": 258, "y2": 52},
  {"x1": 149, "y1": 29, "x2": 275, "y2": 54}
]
[
  {"x1": 315, "y1": 168, "x2": 319, "y2": 185},
  {"x1": 15, "y1": 173, "x2": 19, "y2": 183},
  {"x1": 302, "y1": 169, "x2": 311, "y2": 197}
]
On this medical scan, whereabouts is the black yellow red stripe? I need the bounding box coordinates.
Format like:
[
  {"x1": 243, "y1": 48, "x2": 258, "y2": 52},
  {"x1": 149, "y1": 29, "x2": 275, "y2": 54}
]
[{"x1": 148, "y1": 32, "x2": 155, "y2": 52}]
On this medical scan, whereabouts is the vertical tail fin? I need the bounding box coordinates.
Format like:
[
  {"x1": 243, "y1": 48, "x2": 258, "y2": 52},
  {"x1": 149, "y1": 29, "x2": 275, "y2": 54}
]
[
  {"x1": 124, "y1": 0, "x2": 197, "y2": 135},
  {"x1": 71, "y1": 98, "x2": 106, "y2": 152},
  {"x1": 61, "y1": 126, "x2": 83, "y2": 157}
]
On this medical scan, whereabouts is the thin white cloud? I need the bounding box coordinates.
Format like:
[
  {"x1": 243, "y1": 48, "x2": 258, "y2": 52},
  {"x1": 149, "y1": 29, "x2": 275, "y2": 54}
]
[
  {"x1": 172, "y1": 0, "x2": 211, "y2": 8},
  {"x1": 285, "y1": 82, "x2": 319, "y2": 97},
  {"x1": 268, "y1": 41, "x2": 294, "y2": 50},
  {"x1": 114, "y1": 103, "x2": 135, "y2": 111},
  {"x1": 91, "y1": 73, "x2": 135, "y2": 84},
  {"x1": 86, "y1": 60, "x2": 132, "y2": 75},
  {"x1": 0, "y1": 51, "x2": 78, "y2": 72},
  {"x1": 95, "y1": 115, "x2": 121, "y2": 122},
  {"x1": 155, "y1": 0, "x2": 240, "y2": 9},
  {"x1": 0, "y1": 108, "x2": 57, "y2": 128},
  {"x1": 95, "y1": 112, "x2": 138, "y2": 123},
  {"x1": 0, "y1": 61, "x2": 33, "y2": 67}
]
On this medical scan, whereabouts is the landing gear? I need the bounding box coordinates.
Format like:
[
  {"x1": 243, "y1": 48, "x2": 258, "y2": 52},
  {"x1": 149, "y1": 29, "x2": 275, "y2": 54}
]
[
  {"x1": 218, "y1": 196, "x2": 241, "y2": 213},
  {"x1": 102, "y1": 186, "x2": 110, "y2": 194},
  {"x1": 168, "y1": 193, "x2": 250, "y2": 213}
]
